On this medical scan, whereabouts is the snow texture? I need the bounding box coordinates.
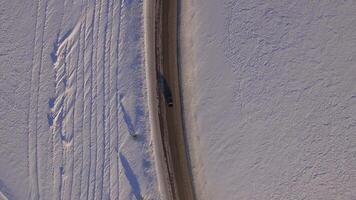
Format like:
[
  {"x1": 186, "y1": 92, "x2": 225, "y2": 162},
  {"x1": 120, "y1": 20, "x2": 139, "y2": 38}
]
[
  {"x1": 0, "y1": 0, "x2": 159, "y2": 199},
  {"x1": 180, "y1": 0, "x2": 356, "y2": 199}
]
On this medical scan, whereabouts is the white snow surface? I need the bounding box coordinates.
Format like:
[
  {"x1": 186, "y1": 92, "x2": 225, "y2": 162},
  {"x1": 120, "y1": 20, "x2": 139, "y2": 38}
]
[
  {"x1": 180, "y1": 0, "x2": 356, "y2": 199},
  {"x1": 0, "y1": 0, "x2": 160, "y2": 199}
]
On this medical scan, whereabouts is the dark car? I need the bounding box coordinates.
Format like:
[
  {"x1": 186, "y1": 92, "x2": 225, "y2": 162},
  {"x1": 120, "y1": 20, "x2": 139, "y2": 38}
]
[
  {"x1": 166, "y1": 94, "x2": 173, "y2": 107},
  {"x1": 159, "y1": 73, "x2": 174, "y2": 107}
]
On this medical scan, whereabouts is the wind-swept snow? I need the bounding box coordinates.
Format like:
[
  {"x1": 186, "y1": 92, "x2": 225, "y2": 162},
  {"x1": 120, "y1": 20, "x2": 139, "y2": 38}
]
[
  {"x1": 180, "y1": 0, "x2": 356, "y2": 199},
  {"x1": 0, "y1": 0, "x2": 160, "y2": 199}
]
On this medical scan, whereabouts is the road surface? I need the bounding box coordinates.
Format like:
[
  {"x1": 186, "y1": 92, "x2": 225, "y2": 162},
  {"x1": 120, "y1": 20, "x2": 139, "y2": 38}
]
[{"x1": 155, "y1": 0, "x2": 195, "y2": 199}]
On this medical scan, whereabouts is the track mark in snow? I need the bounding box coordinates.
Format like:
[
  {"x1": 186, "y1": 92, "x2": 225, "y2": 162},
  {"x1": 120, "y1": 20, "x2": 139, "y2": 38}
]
[
  {"x1": 102, "y1": 0, "x2": 113, "y2": 198},
  {"x1": 51, "y1": 9, "x2": 83, "y2": 200},
  {"x1": 28, "y1": 0, "x2": 49, "y2": 198},
  {"x1": 23, "y1": 0, "x2": 158, "y2": 199},
  {"x1": 93, "y1": 0, "x2": 103, "y2": 199},
  {"x1": 108, "y1": 1, "x2": 122, "y2": 199},
  {"x1": 85, "y1": 2, "x2": 99, "y2": 200}
]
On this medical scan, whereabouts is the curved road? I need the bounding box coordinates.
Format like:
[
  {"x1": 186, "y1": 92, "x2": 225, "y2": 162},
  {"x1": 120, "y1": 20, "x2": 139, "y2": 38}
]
[{"x1": 154, "y1": 0, "x2": 195, "y2": 199}]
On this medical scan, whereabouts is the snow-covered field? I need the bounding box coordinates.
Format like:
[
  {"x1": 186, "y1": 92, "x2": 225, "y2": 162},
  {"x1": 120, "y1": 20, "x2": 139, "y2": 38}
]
[
  {"x1": 0, "y1": 0, "x2": 160, "y2": 199},
  {"x1": 180, "y1": 0, "x2": 356, "y2": 199},
  {"x1": 2, "y1": 0, "x2": 356, "y2": 199}
]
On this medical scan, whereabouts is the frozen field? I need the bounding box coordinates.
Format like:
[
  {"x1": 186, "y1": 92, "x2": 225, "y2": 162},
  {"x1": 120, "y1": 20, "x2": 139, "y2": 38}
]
[
  {"x1": 180, "y1": 0, "x2": 356, "y2": 199},
  {"x1": 0, "y1": 0, "x2": 159, "y2": 199},
  {"x1": 2, "y1": 0, "x2": 356, "y2": 199}
]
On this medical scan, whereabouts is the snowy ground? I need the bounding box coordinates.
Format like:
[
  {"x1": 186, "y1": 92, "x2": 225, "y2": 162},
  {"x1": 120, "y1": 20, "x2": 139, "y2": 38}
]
[
  {"x1": 0, "y1": 0, "x2": 160, "y2": 199},
  {"x1": 3, "y1": 0, "x2": 356, "y2": 199},
  {"x1": 180, "y1": 0, "x2": 356, "y2": 199}
]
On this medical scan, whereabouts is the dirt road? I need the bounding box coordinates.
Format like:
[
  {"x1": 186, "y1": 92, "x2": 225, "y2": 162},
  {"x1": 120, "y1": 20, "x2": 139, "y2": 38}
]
[{"x1": 154, "y1": 0, "x2": 195, "y2": 199}]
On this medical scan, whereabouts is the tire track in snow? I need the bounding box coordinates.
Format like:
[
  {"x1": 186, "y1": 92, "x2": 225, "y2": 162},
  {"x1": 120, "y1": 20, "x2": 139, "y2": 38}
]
[
  {"x1": 60, "y1": 39, "x2": 68, "y2": 200},
  {"x1": 28, "y1": 0, "x2": 49, "y2": 198},
  {"x1": 27, "y1": 0, "x2": 41, "y2": 198},
  {"x1": 53, "y1": 1, "x2": 82, "y2": 198},
  {"x1": 80, "y1": 1, "x2": 93, "y2": 198},
  {"x1": 71, "y1": 18, "x2": 85, "y2": 200},
  {"x1": 103, "y1": 0, "x2": 112, "y2": 198},
  {"x1": 92, "y1": 0, "x2": 104, "y2": 199},
  {"x1": 88, "y1": 0, "x2": 101, "y2": 198},
  {"x1": 109, "y1": 1, "x2": 122, "y2": 199},
  {"x1": 25, "y1": 0, "x2": 157, "y2": 199},
  {"x1": 36, "y1": 1, "x2": 51, "y2": 196},
  {"x1": 80, "y1": 7, "x2": 89, "y2": 191},
  {"x1": 82, "y1": 1, "x2": 96, "y2": 198},
  {"x1": 51, "y1": 21, "x2": 80, "y2": 200},
  {"x1": 63, "y1": 26, "x2": 80, "y2": 200},
  {"x1": 50, "y1": 1, "x2": 78, "y2": 197},
  {"x1": 51, "y1": 9, "x2": 88, "y2": 200},
  {"x1": 61, "y1": 42, "x2": 71, "y2": 200},
  {"x1": 50, "y1": 0, "x2": 66, "y2": 198},
  {"x1": 107, "y1": 1, "x2": 123, "y2": 199},
  {"x1": 94, "y1": 0, "x2": 106, "y2": 198},
  {"x1": 75, "y1": 11, "x2": 86, "y2": 199},
  {"x1": 54, "y1": 42, "x2": 68, "y2": 200}
]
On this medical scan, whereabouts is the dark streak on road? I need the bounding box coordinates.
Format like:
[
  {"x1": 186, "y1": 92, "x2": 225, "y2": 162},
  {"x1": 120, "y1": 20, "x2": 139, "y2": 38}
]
[{"x1": 154, "y1": 0, "x2": 195, "y2": 199}]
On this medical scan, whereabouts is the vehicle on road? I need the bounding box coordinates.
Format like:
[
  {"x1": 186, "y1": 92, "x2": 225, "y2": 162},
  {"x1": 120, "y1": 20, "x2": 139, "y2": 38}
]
[{"x1": 159, "y1": 73, "x2": 173, "y2": 107}]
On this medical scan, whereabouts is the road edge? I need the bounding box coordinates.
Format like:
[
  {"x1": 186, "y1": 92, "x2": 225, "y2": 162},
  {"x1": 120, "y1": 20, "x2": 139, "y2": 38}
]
[{"x1": 143, "y1": 1, "x2": 172, "y2": 199}]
